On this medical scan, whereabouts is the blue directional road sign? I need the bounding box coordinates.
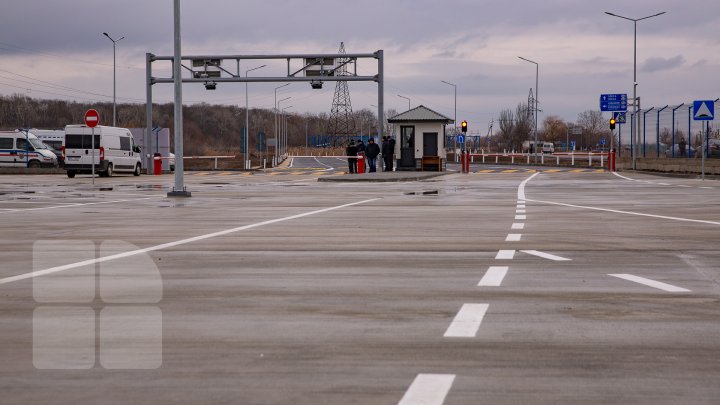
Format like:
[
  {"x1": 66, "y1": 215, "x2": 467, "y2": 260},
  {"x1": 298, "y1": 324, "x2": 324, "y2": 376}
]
[
  {"x1": 456, "y1": 134, "x2": 465, "y2": 144},
  {"x1": 600, "y1": 138, "x2": 606, "y2": 145},
  {"x1": 613, "y1": 111, "x2": 627, "y2": 123},
  {"x1": 570, "y1": 140, "x2": 576, "y2": 149},
  {"x1": 693, "y1": 100, "x2": 715, "y2": 121},
  {"x1": 600, "y1": 93, "x2": 628, "y2": 112}
]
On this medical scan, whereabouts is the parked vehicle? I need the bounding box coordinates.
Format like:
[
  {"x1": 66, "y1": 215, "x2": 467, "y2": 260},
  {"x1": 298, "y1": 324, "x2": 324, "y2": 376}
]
[
  {"x1": 0, "y1": 130, "x2": 58, "y2": 168},
  {"x1": 42, "y1": 142, "x2": 65, "y2": 167},
  {"x1": 63, "y1": 125, "x2": 142, "y2": 178},
  {"x1": 522, "y1": 141, "x2": 554, "y2": 154}
]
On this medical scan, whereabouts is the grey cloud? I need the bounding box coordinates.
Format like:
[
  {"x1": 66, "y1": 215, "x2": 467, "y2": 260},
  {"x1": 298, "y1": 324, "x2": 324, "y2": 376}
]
[{"x1": 641, "y1": 55, "x2": 685, "y2": 73}]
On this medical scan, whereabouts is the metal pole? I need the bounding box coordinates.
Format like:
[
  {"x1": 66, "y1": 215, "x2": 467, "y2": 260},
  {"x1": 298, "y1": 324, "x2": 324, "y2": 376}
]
[
  {"x1": 518, "y1": 56, "x2": 539, "y2": 164},
  {"x1": 245, "y1": 65, "x2": 265, "y2": 170},
  {"x1": 169, "y1": 0, "x2": 189, "y2": 197},
  {"x1": 145, "y1": 53, "x2": 153, "y2": 175},
  {"x1": 377, "y1": 50, "x2": 384, "y2": 140},
  {"x1": 91, "y1": 126, "x2": 95, "y2": 185},
  {"x1": 633, "y1": 20, "x2": 638, "y2": 169},
  {"x1": 398, "y1": 94, "x2": 410, "y2": 110},
  {"x1": 103, "y1": 33, "x2": 124, "y2": 127}
]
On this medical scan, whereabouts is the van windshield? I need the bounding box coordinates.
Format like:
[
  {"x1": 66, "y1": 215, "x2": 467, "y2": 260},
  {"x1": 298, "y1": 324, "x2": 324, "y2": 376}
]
[{"x1": 30, "y1": 138, "x2": 46, "y2": 149}]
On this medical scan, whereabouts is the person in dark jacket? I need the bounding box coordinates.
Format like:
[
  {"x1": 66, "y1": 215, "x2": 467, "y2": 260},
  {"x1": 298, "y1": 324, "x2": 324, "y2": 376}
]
[
  {"x1": 356, "y1": 139, "x2": 366, "y2": 155},
  {"x1": 365, "y1": 138, "x2": 381, "y2": 172},
  {"x1": 346, "y1": 141, "x2": 358, "y2": 173},
  {"x1": 387, "y1": 136, "x2": 396, "y2": 171}
]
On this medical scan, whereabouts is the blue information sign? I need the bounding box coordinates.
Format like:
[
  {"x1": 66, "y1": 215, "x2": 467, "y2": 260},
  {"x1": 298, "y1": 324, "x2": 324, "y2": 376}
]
[
  {"x1": 456, "y1": 134, "x2": 465, "y2": 144},
  {"x1": 600, "y1": 93, "x2": 628, "y2": 112},
  {"x1": 613, "y1": 111, "x2": 627, "y2": 123},
  {"x1": 600, "y1": 138, "x2": 606, "y2": 145},
  {"x1": 693, "y1": 100, "x2": 715, "y2": 121}
]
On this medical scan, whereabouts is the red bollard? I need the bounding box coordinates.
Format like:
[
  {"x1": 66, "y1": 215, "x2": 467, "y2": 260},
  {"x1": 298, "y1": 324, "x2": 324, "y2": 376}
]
[
  {"x1": 357, "y1": 155, "x2": 365, "y2": 174},
  {"x1": 153, "y1": 153, "x2": 162, "y2": 175}
]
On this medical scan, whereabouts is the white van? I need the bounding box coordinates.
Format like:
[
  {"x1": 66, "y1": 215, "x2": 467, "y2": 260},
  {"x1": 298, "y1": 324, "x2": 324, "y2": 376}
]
[
  {"x1": 63, "y1": 125, "x2": 142, "y2": 178},
  {"x1": 0, "y1": 130, "x2": 58, "y2": 168}
]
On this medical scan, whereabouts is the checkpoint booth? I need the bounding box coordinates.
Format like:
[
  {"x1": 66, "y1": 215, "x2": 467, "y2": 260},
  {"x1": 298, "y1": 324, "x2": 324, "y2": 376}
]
[{"x1": 387, "y1": 105, "x2": 452, "y2": 171}]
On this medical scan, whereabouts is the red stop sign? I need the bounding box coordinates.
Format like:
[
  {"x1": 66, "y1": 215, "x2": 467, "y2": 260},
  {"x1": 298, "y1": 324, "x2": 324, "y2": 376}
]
[{"x1": 84, "y1": 109, "x2": 99, "y2": 128}]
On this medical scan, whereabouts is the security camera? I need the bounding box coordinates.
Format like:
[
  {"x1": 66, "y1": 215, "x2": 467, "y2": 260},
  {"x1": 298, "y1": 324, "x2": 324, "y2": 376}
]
[
  {"x1": 204, "y1": 81, "x2": 217, "y2": 90},
  {"x1": 310, "y1": 80, "x2": 323, "y2": 90}
]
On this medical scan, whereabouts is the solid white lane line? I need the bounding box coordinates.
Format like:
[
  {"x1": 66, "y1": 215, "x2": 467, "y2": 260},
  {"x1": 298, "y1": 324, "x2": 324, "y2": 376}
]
[
  {"x1": 478, "y1": 266, "x2": 509, "y2": 287},
  {"x1": 609, "y1": 274, "x2": 691, "y2": 293},
  {"x1": 612, "y1": 172, "x2": 636, "y2": 181},
  {"x1": 517, "y1": 172, "x2": 539, "y2": 200},
  {"x1": 515, "y1": 215, "x2": 527, "y2": 220},
  {"x1": 505, "y1": 233, "x2": 522, "y2": 242},
  {"x1": 398, "y1": 374, "x2": 456, "y2": 405},
  {"x1": 443, "y1": 303, "x2": 489, "y2": 338},
  {"x1": 525, "y1": 198, "x2": 720, "y2": 226},
  {"x1": 495, "y1": 250, "x2": 516, "y2": 260},
  {"x1": 521, "y1": 250, "x2": 572, "y2": 261},
  {"x1": 313, "y1": 157, "x2": 335, "y2": 170},
  {"x1": 511, "y1": 223, "x2": 525, "y2": 230},
  {"x1": 0, "y1": 197, "x2": 158, "y2": 214},
  {"x1": 0, "y1": 198, "x2": 380, "y2": 285}
]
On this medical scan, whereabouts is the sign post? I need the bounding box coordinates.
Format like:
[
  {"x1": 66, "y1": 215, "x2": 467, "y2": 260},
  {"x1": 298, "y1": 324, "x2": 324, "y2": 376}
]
[
  {"x1": 693, "y1": 100, "x2": 715, "y2": 180},
  {"x1": 84, "y1": 109, "x2": 99, "y2": 185}
]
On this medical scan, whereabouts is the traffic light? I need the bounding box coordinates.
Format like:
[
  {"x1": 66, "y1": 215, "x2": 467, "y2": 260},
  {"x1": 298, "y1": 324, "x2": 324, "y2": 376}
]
[
  {"x1": 609, "y1": 118, "x2": 616, "y2": 130},
  {"x1": 461, "y1": 120, "x2": 468, "y2": 133}
]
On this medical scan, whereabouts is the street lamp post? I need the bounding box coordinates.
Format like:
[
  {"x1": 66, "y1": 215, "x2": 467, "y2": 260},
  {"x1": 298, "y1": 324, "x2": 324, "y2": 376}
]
[
  {"x1": 103, "y1": 32, "x2": 124, "y2": 127},
  {"x1": 441, "y1": 80, "x2": 457, "y2": 159},
  {"x1": 274, "y1": 84, "x2": 290, "y2": 164},
  {"x1": 283, "y1": 106, "x2": 293, "y2": 157},
  {"x1": 245, "y1": 64, "x2": 266, "y2": 169},
  {"x1": 277, "y1": 98, "x2": 291, "y2": 161},
  {"x1": 605, "y1": 11, "x2": 666, "y2": 170},
  {"x1": 518, "y1": 56, "x2": 539, "y2": 164},
  {"x1": 397, "y1": 94, "x2": 410, "y2": 111}
]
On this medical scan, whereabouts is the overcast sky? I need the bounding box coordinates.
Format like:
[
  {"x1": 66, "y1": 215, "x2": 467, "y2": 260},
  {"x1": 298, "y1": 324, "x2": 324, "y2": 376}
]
[{"x1": 1, "y1": 0, "x2": 718, "y2": 133}]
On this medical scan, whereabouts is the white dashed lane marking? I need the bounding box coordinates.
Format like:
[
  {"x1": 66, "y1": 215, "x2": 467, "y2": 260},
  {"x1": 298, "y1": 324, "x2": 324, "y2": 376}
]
[
  {"x1": 495, "y1": 250, "x2": 516, "y2": 260},
  {"x1": 505, "y1": 234, "x2": 522, "y2": 242},
  {"x1": 511, "y1": 223, "x2": 525, "y2": 230},
  {"x1": 515, "y1": 215, "x2": 527, "y2": 220},
  {"x1": 443, "y1": 303, "x2": 490, "y2": 338},
  {"x1": 398, "y1": 374, "x2": 456, "y2": 405},
  {"x1": 521, "y1": 250, "x2": 572, "y2": 261},
  {"x1": 478, "y1": 266, "x2": 509, "y2": 287}
]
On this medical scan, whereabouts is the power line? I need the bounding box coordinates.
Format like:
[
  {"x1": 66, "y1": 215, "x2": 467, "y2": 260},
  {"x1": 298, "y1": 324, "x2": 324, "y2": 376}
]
[{"x1": 0, "y1": 41, "x2": 143, "y2": 70}]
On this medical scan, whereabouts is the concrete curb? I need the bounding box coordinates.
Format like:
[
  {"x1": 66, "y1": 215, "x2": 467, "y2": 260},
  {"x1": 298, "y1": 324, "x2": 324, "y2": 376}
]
[{"x1": 318, "y1": 172, "x2": 447, "y2": 182}]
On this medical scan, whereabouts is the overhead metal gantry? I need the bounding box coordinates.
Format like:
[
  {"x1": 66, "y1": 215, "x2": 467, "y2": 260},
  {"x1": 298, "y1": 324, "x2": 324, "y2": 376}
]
[{"x1": 145, "y1": 50, "x2": 384, "y2": 196}]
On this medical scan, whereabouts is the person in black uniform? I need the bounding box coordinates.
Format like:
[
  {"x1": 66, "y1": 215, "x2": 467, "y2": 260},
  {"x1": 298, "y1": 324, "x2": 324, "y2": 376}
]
[
  {"x1": 346, "y1": 141, "x2": 358, "y2": 173},
  {"x1": 365, "y1": 138, "x2": 380, "y2": 172}
]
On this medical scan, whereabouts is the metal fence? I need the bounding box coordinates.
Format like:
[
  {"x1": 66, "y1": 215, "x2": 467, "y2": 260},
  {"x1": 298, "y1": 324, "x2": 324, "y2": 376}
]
[{"x1": 618, "y1": 99, "x2": 719, "y2": 158}]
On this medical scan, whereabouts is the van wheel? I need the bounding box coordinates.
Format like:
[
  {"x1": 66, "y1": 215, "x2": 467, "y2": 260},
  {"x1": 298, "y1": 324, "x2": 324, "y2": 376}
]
[
  {"x1": 28, "y1": 160, "x2": 40, "y2": 168},
  {"x1": 67, "y1": 170, "x2": 76, "y2": 178},
  {"x1": 134, "y1": 164, "x2": 141, "y2": 176},
  {"x1": 105, "y1": 163, "x2": 113, "y2": 177}
]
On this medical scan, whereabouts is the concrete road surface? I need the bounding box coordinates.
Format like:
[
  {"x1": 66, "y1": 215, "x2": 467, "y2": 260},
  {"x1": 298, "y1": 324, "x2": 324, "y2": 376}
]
[{"x1": 0, "y1": 162, "x2": 718, "y2": 404}]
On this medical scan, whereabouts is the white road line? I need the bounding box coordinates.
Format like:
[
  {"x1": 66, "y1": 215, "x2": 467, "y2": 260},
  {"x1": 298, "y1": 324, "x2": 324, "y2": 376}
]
[
  {"x1": 511, "y1": 223, "x2": 525, "y2": 230},
  {"x1": 496, "y1": 250, "x2": 515, "y2": 259},
  {"x1": 609, "y1": 274, "x2": 691, "y2": 293},
  {"x1": 313, "y1": 157, "x2": 335, "y2": 170},
  {"x1": 612, "y1": 172, "x2": 636, "y2": 181},
  {"x1": 398, "y1": 374, "x2": 456, "y2": 405},
  {"x1": 517, "y1": 172, "x2": 539, "y2": 201},
  {"x1": 525, "y1": 198, "x2": 720, "y2": 226},
  {"x1": 444, "y1": 303, "x2": 489, "y2": 338},
  {"x1": 478, "y1": 266, "x2": 509, "y2": 287},
  {"x1": 677, "y1": 185, "x2": 692, "y2": 188},
  {"x1": 657, "y1": 182, "x2": 670, "y2": 186},
  {"x1": 521, "y1": 250, "x2": 571, "y2": 261},
  {"x1": 0, "y1": 198, "x2": 380, "y2": 285},
  {"x1": 515, "y1": 215, "x2": 527, "y2": 220},
  {"x1": 505, "y1": 233, "x2": 522, "y2": 242},
  {"x1": 700, "y1": 186, "x2": 713, "y2": 189},
  {"x1": 516, "y1": 209, "x2": 526, "y2": 214},
  {"x1": 517, "y1": 204, "x2": 526, "y2": 209},
  {"x1": 0, "y1": 197, "x2": 158, "y2": 214}
]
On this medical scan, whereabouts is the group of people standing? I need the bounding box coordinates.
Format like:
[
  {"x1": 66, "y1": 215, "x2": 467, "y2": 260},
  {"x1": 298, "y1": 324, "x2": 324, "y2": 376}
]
[{"x1": 345, "y1": 136, "x2": 396, "y2": 174}]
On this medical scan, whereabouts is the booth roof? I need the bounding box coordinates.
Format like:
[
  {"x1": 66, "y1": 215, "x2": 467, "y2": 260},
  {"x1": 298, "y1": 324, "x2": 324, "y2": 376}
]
[{"x1": 387, "y1": 105, "x2": 454, "y2": 124}]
